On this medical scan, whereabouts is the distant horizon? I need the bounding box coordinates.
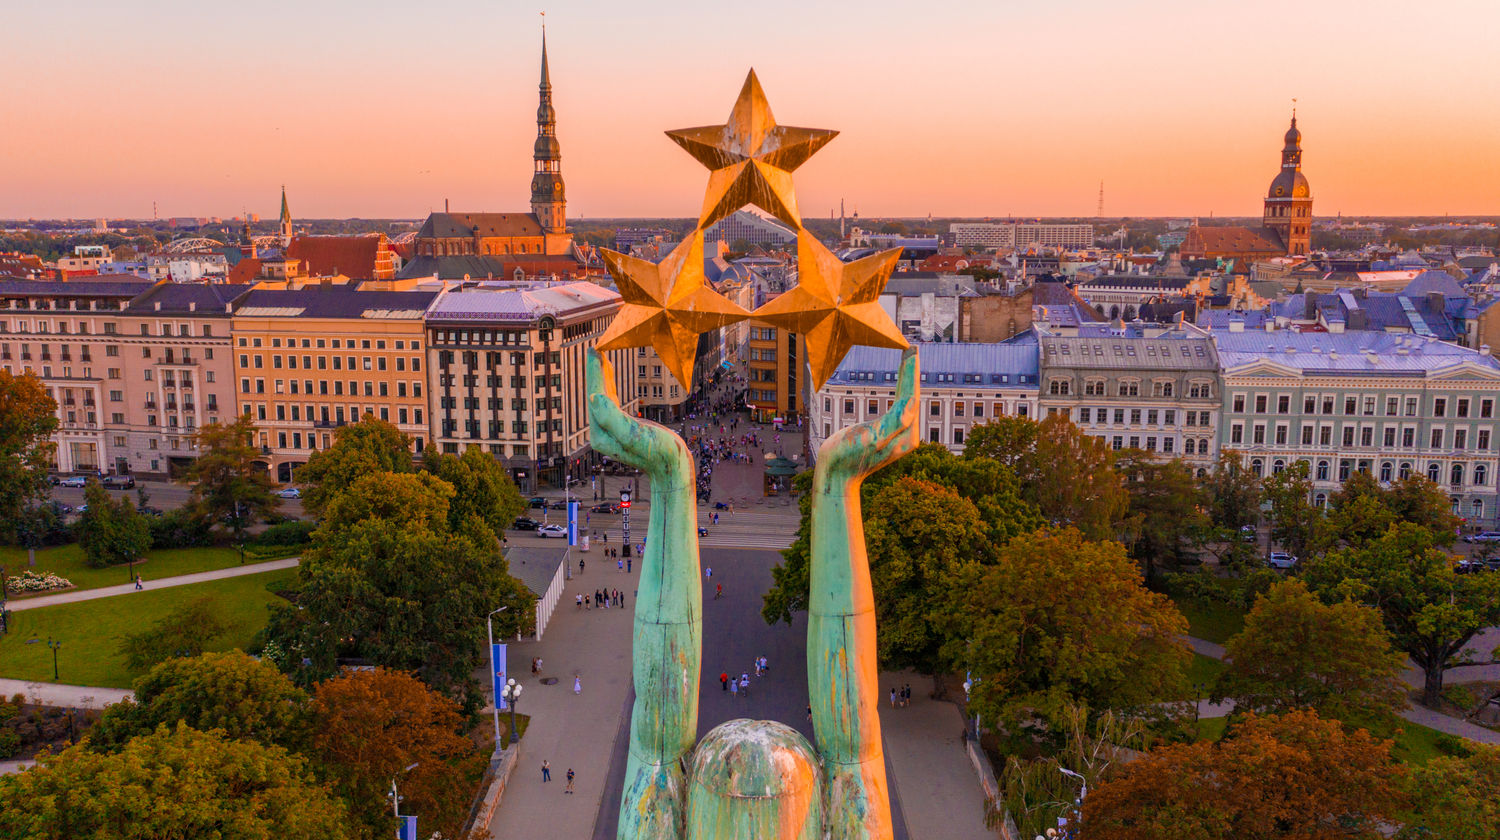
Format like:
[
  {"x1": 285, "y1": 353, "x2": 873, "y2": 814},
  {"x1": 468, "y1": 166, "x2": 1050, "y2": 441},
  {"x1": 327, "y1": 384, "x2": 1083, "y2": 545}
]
[
  {"x1": 10, "y1": 213, "x2": 1500, "y2": 226},
  {"x1": 4, "y1": 1, "x2": 1498, "y2": 218}
]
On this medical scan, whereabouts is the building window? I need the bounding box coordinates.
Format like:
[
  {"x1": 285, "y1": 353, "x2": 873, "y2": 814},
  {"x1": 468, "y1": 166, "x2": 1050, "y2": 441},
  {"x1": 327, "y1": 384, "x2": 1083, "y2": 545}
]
[{"x1": 1316, "y1": 460, "x2": 1330, "y2": 481}]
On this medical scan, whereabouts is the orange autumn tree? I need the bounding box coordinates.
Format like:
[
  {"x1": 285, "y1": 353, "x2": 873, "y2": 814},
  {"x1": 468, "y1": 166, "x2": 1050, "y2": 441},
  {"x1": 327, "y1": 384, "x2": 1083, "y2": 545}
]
[
  {"x1": 1081, "y1": 710, "x2": 1406, "y2": 840},
  {"x1": 309, "y1": 669, "x2": 485, "y2": 839}
]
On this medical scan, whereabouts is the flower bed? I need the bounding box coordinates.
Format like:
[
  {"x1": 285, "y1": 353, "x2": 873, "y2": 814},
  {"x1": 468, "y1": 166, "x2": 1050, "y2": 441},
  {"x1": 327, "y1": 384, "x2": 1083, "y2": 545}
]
[{"x1": 4, "y1": 571, "x2": 74, "y2": 595}]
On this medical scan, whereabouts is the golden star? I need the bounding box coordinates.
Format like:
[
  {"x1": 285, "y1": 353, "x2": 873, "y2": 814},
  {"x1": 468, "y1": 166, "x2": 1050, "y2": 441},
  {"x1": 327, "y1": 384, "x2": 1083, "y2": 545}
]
[
  {"x1": 752, "y1": 237, "x2": 907, "y2": 391},
  {"x1": 596, "y1": 231, "x2": 750, "y2": 390},
  {"x1": 666, "y1": 69, "x2": 839, "y2": 231}
]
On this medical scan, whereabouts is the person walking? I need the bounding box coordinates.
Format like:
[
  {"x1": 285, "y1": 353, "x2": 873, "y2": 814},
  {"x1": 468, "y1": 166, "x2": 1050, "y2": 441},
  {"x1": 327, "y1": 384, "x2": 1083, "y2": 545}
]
[
  {"x1": 715, "y1": 582, "x2": 723, "y2": 600},
  {"x1": 739, "y1": 673, "x2": 750, "y2": 696},
  {"x1": 542, "y1": 760, "x2": 551, "y2": 782},
  {"x1": 720, "y1": 672, "x2": 729, "y2": 691},
  {"x1": 565, "y1": 768, "x2": 575, "y2": 794},
  {"x1": 730, "y1": 677, "x2": 738, "y2": 698},
  {"x1": 627, "y1": 558, "x2": 632, "y2": 573},
  {"x1": 573, "y1": 675, "x2": 582, "y2": 695},
  {"x1": 890, "y1": 688, "x2": 897, "y2": 708},
  {"x1": 617, "y1": 557, "x2": 624, "y2": 573},
  {"x1": 134, "y1": 575, "x2": 143, "y2": 590}
]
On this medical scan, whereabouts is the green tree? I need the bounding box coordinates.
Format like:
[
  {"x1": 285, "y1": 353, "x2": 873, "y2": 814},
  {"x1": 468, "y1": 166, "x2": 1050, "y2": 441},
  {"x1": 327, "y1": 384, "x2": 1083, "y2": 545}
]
[
  {"x1": 1115, "y1": 452, "x2": 1208, "y2": 575},
  {"x1": 960, "y1": 415, "x2": 1038, "y2": 470},
  {"x1": 1081, "y1": 711, "x2": 1406, "y2": 840},
  {"x1": 1215, "y1": 579, "x2": 1407, "y2": 726},
  {"x1": 118, "y1": 596, "x2": 229, "y2": 673},
  {"x1": 1328, "y1": 471, "x2": 1397, "y2": 547},
  {"x1": 1385, "y1": 474, "x2": 1461, "y2": 545},
  {"x1": 310, "y1": 669, "x2": 485, "y2": 840},
  {"x1": 1261, "y1": 460, "x2": 1327, "y2": 559},
  {"x1": 961, "y1": 529, "x2": 1190, "y2": 728},
  {"x1": 964, "y1": 414, "x2": 1127, "y2": 538},
  {"x1": 296, "y1": 416, "x2": 413, "y2": 515},
  {"x1": 1202, "y1": 451, "x2": 1262, "y2": 533},
  {"x1": 185, "y1": 415, "x2": 280, "y2": 542},
  {"x1": 76, "y1": 480, "x2": 151, "y2": 571},
  {"x1": 89, "y1": 651, "x2": 308, "y2": 753},
  {"x1": 1303, "y1": 521, "x2": 1500, "y2": 706},
  {"x1": 1400, "y1": 745, "x2": 1500, "y2": 840},
  {"x1": 0, "y1": 724, "x2": 353, "y2": 839},
  {"x1": 317, "y1": 471, "x2": 455, "y2": 536},
  {"x1": 0, "y1": 370, "x2": 59, "y2": 543},
  {"x1": 424, "y1": 446, "x2": 527, "y2": 540}
]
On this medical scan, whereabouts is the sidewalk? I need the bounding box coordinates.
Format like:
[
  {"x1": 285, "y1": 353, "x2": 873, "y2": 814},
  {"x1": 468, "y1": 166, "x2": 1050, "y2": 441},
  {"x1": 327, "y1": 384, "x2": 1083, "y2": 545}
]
[
  {"x1": 879, "y1": 670, "x2": 994, "y2": 840},
  {"x1": 5, "y1": 558, "x2": 299, "y2": 612},
  {"x1": 486, "y1": 563, "x2": 637, "y2": 840},
  {"x1": 0, "y1": 678, "x2": 131, "y2": 709}
]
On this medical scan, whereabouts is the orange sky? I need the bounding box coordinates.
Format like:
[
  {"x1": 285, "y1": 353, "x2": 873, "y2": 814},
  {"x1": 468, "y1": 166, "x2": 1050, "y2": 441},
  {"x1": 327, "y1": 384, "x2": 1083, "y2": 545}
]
[{"x1": 3, "y1": 0, "x2": 1498, "y2": 220}]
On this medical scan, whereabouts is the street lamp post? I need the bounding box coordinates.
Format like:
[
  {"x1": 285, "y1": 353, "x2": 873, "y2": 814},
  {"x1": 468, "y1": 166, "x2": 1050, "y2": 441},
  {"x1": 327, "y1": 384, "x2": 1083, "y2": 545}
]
[
  {"x1": 486, "y1": 606, "x2": 508, "y2": 749},
  {"x1": 620, "y1": 489, "x2": 631, "y2": 556},
  {"x1": 46, "y1": 637, "x2": 61, "y2": 681},
  {"x1": 502, "y1": 678, "x2": 524, "y2": 745},
  {"x1": 390, "y1": 761, "x2": 419, "y2": 818}
]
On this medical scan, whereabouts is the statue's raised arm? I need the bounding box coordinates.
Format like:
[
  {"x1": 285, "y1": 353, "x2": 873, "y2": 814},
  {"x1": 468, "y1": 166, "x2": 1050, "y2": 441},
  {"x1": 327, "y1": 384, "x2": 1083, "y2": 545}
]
[
  {"x1": 587, "y1": 349, "x2": 702, "y2": 840},
  {"x1": 807, "y1": 346, "x2": 919, "y2": 840}
]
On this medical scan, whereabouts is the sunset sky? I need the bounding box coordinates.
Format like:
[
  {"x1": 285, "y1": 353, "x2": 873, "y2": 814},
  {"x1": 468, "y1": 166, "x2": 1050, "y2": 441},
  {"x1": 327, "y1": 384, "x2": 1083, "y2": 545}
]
[{"x1": 4, "y1": 0, "x2": 1498, "y2": 220}]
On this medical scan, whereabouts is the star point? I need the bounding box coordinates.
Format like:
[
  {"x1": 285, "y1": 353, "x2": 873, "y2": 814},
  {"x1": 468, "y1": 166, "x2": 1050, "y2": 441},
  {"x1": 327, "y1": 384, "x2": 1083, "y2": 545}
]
[
  {"x1": 665, "y1": 69, "x2": 838, "y2": 231},
  {"x1": 596, "y1": 232, "x2": 750, "y2": 390},
  {"x1": 753, "y1": 238, "x2": 907, "y2": 391}
]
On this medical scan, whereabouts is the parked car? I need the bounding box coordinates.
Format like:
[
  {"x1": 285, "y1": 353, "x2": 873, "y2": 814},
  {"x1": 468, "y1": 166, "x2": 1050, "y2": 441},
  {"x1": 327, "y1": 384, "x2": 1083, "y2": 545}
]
[
  {"x1": 528, "y1": 497, "x2": 548, "y2": 510},
  {"x1": 74, "y1": 504, "x2": 89, "y2": 515},
  {"x1": 590, "y1": 502, "x2": 620, "y2": 514},
  {"x1": 1239, "y1": 525, "x2": 1257, "y2": 543},
  {"x1": 137, "y1": 506, "x2": 163, "y2": 517},
  {"x1": 58, "y1": 475, "x2": 89, "y2": 488},
  {"x1": 276, "y1": 487, "x2": 302, "y2": 499},
  {"x1": 102, "y1": 474, "x2": 135, "y2": 490},
  {"x1": 537, "y1": 524, "x2": 567, "y2": 538},
  {"x1": 46, "y1": 501, "x2": 73, "y2": 516},
  {"x1": 1455, "y1": 558, "x2": 1490, "y2": 574},
  {"x1": 1467, "y1": 531, "x2": 1500, "y2": 543},
  {"x1": 46, "y1": 474, "x2": 60, "y2": 486},
  {"x1": 549, "y1": 499, "x2": 572, "y2": 510},
  {"x1": 511, "y1": 517, "x2": 542, "y2": 531},
  {"x1": 1267, "y1": 552, "x2": 1298, "y2": 570}
]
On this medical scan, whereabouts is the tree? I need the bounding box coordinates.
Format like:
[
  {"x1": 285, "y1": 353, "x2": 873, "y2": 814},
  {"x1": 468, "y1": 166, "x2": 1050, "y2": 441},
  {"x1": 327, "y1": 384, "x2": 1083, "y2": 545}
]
[
  {"x1": 296, "y1": 416, "x2": 413, "y2": 515},
  {"x1": 0, "y1": 724, "x2": 353, "y2": 839},
  {"x1": 1215, "y1": 579, "x2": 1406, "y2": 726},
  {"x1": 425, "y1": 446, "x2": 527, "y2": 540},
  {"x1": 1261, "y1": 460, "x2": 1327, "y2": 559},
  {"x1": 960, "y1": 415, "x2": 1038, "y2": 470},
  {"x1": 1400, "y1": 745, "x2": 1500, "y2": 840},
  {"x1": 961, "y1": 529, "x2": 1190, "y2": 728},
  {"x1": 1115, "y1": 452, "x2": 1208, "y2": 575},
  {"x1": 89, "y1": 651, "x2": 308, "y2": 753},
  {"x1": 1081, "y1": 710, "x2": 1406, "y2": 840},
  {"x1": 0, "y1": 370, "x2": 58, "y2": 543},
  {"x1": 76, "y1": 480, "x2": 151, "y2": 571},
  {"x1": 1302, "y1": 522, "x2": 1500, "y2": 706},
  {"x1": 1328, "y1": 471, "x2": 1397, "y2": 547},
  {"x1": 1384, "y1": 474, "x2": 1460, "y2": 545},
  {"x1": 118, "y1": 596, "x2": 229, "y2": 672},
  {"x1": 309, "y1": 669, "x2": 485, "y2": 840},
  {"x1": 317, "y1": 471, "x2": 455, "y2": 536},
  {"x1": 1202, "y1": 451, "x2": 1262, "y2": 533},
  {"x1": 185, "y1": 415, "x2": 280, "y2": 542},
  {"x1": 1019, "y1": 414, "x2": 1128, "y2": 541}
]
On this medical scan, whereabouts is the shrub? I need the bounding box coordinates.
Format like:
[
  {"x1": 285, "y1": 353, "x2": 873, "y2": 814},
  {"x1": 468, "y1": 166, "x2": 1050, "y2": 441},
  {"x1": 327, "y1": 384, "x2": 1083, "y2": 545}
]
[
  {"x1": 249, "y1": 520, "x2": 315, "y2": 547},
  {"x1": 118, "y1": 597, "x2": 229, "y2": 673},
  {"x1": 0, "y1": 728, "x2": 20, "y2": 760},
  {"x1": 1434, "y1": 733, "x2": 1475, "y2": 758},
  {"x1": 148, "y1": 509, "x2": 213, "y2": 549},
  {"x1": 3, "y1": 571, "x2": 73, "y2": 594}
]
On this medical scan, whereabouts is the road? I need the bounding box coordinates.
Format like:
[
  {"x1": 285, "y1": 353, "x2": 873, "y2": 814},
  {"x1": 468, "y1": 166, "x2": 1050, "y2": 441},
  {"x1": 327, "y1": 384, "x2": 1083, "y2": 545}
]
[{"x1": 47, "y1": 478, "x2": 306, "y2": 519}]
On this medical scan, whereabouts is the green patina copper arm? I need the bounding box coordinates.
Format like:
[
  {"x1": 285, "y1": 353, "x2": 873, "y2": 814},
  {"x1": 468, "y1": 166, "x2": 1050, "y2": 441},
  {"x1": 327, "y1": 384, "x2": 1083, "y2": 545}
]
[
  {"x1": 807, "y1": 346, "x2": 919, "y2": 840},
  {"x1": 587, "y1": 349, "x2": 702, "y2": 840}
]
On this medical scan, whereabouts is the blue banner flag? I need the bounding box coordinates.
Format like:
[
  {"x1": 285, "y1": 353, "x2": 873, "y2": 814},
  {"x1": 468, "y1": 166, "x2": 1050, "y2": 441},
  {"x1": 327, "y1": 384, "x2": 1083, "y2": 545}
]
[
  {"x1": 396, "y1": 815, "x2": 418, "y2": 840},
  {"x1": 567, "y1": 501, "x2": 579, "y2": 545},
  {"x1": 491, "y1": 643, "x2": 508, "y2": 711}
]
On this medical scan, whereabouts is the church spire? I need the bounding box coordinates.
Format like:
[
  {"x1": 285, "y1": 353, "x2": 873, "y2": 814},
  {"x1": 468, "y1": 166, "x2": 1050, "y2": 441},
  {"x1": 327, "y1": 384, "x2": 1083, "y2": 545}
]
[
  {"x1": 530, "y1": 25, "x2": 566, "y2": 233},
  {"x1": 278, "y1": 185, "x2": 292, "y2": 243}
]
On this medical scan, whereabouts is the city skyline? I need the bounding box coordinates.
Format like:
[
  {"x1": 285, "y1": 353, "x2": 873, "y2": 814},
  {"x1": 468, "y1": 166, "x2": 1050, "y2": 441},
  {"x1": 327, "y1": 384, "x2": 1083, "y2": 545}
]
[{"x1": 4, "y1": 0, "x2": 1499, "y2": 220}]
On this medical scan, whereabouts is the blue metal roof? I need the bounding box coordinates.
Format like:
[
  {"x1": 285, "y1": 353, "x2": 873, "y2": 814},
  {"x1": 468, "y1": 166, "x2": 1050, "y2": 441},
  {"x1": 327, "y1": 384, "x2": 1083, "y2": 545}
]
[{"x1": 829, "y1": 342, "x2": 1039, "y2": 388}]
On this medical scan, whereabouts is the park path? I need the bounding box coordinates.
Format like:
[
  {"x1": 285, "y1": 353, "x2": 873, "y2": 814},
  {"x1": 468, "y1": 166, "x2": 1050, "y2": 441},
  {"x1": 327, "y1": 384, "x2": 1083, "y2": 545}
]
[
  {"x1": 0, "y1": 679, "x2": 130, "y2": 709},
  {"x1": 878, "y1": 670, "x2": 996, "y2": 840},
  {"x1": 5, "y1": 558, "x2": 299, "y2": 612},
  {"x1": 1187, "y1": 635, "x2": 1500, "y2": 744}
]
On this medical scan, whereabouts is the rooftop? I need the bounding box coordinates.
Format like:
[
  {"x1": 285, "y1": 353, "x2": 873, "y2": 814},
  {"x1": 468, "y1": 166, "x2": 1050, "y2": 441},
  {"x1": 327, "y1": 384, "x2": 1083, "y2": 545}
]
[
  {"x1": 427, "y1": 282, "x2": 619, "y2": 321},
  {"x1": 828, "y1": 343, "x2": 1038, "y2": 388},
  {"x1": 1215, "y1": 331, "x2": 1500, "y2": 376}
]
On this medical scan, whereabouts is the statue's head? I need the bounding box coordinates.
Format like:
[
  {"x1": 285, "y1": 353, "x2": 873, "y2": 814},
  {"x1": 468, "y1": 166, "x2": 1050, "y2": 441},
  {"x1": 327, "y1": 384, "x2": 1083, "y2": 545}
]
[{"x1": 685, "y1": 719, "x2": 823, "y2": 839}]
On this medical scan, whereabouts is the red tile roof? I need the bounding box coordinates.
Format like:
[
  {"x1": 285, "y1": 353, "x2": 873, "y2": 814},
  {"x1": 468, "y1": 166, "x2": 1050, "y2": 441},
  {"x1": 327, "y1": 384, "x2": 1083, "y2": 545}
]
[
  {"x1": 1181, "y1": 225, "x2": 1285, "y2": 258},
  {"x1": 227, "y1": 258, "x2": 262, "y2": 285},
  {"x1": 286, "y1": 234, "x2": 394, "y2": 280}
]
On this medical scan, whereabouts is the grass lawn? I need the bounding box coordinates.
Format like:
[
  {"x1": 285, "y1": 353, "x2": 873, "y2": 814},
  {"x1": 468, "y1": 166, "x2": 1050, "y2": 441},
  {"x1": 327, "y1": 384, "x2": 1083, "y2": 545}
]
[
  {"x1": 1185, "y1": 653, "x2": 1227, "y2": 692},
  {"x1": 1170, "y1": 596, "x2": 1246, "y2": 645},
  {"x1": 0, "y1": 544, "x2": 293, "y2": 596},
  {"x1": 1194, "y1": 715, "x2": 1228, "y2": 742},
  {"x1": 1390, "y1": 721, "x2": 1456, "y2": 766},
  {"x1": 0, "y1": 568, "x2": 295, "y2": 689}
]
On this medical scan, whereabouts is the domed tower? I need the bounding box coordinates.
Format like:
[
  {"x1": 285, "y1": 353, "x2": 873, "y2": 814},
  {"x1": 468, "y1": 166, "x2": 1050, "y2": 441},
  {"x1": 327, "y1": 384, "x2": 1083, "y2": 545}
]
[
  {"x1": 530, "y1": 31, "x2": 567, "y2": 234},
  {"x1": 1263, "y1": 113, "x2": 1312, "y2": 255}
]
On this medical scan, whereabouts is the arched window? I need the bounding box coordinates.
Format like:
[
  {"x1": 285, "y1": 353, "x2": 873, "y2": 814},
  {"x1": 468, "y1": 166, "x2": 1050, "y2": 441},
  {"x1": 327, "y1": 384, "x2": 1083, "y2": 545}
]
[
  {"x1": 1379, "y1": 462, "x2": 1393, "y2": 483},
  {"x1": 1109, "y1": 305, "x2": 1120, "y2": 319},
  {"x1": 1473, "y1": 499, "x2": 1485, "y2": 521},
  {"x1": 1251, "y1": 458, "x2": 1265, "y2": 477},
  {"x1": 1399, "y1": 462, "x2": 1412, "y2": 480},
  {"x1": 1476, "y1": 464, "x2": 1489, "y2": 486},
  {"x1": 1451, "y1": 463, "x2": 1465, "y2": 486},
  {"x1": 1428, "y1": 462, "x2": 1441, "y2": 482},
  {"x1": 1316, "y1": 460, "x2": 1330, "y2": 481},
  {"x1": 1314, "y1": 493, "x2": 1327, "y2": 508},
  {"x1": 1272, "y1": 459, "x2": 1286, "y2": 475},
  {"x1": 1196, "y1": 468, "x2": 1207, "y2": 478}
]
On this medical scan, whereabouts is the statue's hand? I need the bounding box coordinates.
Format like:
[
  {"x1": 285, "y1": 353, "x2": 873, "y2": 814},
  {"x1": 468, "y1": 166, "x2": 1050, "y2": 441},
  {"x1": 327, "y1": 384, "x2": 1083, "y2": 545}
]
[
  {"x1": 815, "y1": 346, "x2": 918, "y2": 490},
  {"x1": 586, "y1": 348, "x2": 688, "y2": 479}
]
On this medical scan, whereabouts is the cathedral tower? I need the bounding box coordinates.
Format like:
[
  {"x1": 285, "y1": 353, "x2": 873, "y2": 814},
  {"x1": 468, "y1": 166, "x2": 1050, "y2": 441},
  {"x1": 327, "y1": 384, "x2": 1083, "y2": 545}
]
[
  {"x1": 279, "y1": 186, "x2": 293, "y2": 244},
  {"x1": 530, "y1": 32, "x2": 567, "y2": 233},
  {"x1": 1262, "y1": 114, "x2": 1312, "y2": 256}
]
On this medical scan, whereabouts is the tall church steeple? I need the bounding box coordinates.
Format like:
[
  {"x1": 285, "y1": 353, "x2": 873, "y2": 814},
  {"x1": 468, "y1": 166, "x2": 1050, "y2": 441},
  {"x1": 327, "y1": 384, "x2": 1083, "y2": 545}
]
[
  {"x1": 278, "y1": 186, "x2": 293, "y2": 244},
  {"x1": 1262, "y1": 111, "x2": 1312, "y2": 256},
  {"x1": 530, "y1": 28, "x2": 567, "y2": 233}
]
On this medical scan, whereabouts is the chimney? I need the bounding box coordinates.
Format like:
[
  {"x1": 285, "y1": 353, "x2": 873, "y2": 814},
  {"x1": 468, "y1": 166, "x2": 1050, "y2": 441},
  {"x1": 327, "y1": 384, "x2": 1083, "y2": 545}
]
[
  {"x1": 153, "y1": 301, "x2": 161, "y2": 311},
  {"x1": 1427, "y1": 291, "x2": 1445, "y2": 313},
  {"x1": 1228, "y1": 318, "x2": 1245, "y2": 333},
  {"x1": 1303, "y1": 292, "x2": 1318, "y2": 320},
  {"x1": 188, "y1": 301, "x2": 197, "y2": 312}
]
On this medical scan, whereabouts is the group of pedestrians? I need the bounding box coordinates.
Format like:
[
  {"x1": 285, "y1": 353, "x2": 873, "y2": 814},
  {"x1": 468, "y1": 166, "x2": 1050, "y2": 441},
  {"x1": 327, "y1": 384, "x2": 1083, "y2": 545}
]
[
  {"x1": 576, "y1": 588, "x2": 627, "y2": 610},
  {"x1": 889, "y1": 683, "x2": 915, "y2": 708},
  {"x1": 717, "y1": 655, "x2": 769, "y2": 699}
]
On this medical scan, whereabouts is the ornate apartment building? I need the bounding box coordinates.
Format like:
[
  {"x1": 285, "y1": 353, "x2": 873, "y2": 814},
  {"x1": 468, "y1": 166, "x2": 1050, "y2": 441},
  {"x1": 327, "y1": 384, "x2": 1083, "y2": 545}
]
[
  {"x1": 424, "y1": 282, "x2": 636, "y2": 492},
  {"x1": 1038, "y1": 324, "x2": 1222, "y2": 470}
]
